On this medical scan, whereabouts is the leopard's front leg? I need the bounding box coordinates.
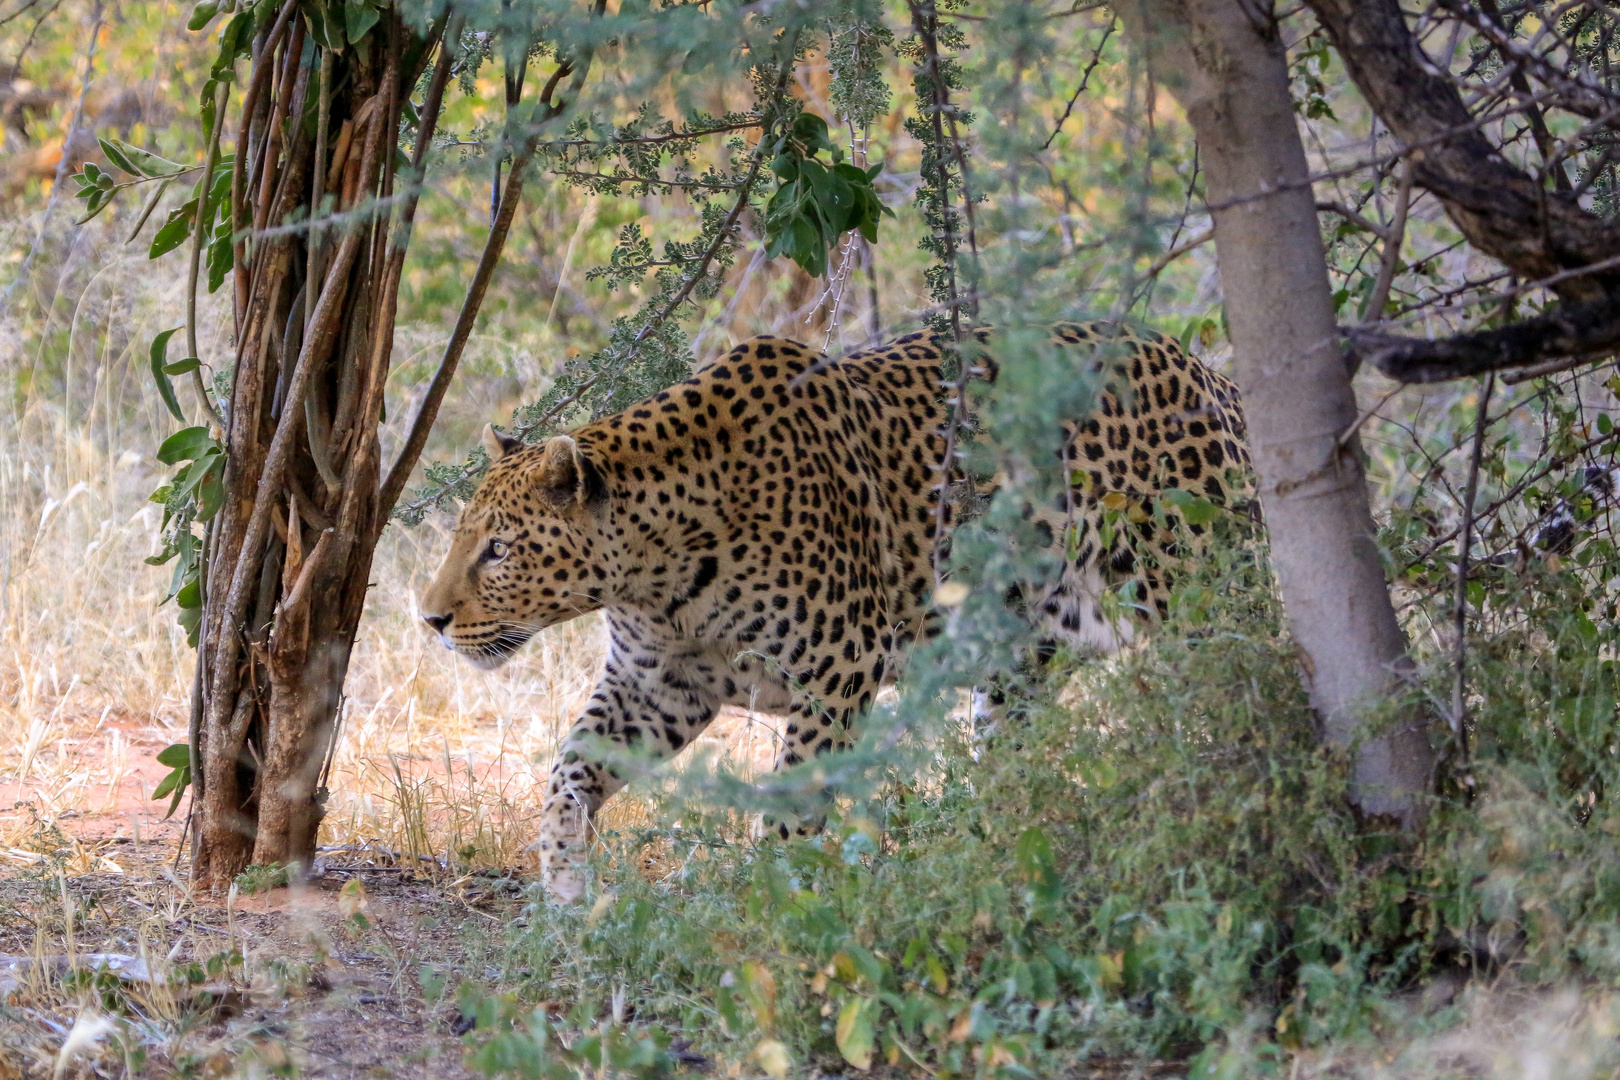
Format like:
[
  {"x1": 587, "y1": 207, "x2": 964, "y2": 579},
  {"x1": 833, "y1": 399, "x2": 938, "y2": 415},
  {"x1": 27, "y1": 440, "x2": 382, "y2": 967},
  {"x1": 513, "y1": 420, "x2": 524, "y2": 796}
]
[
  {"x1": 761, "y1": 687, "x2": 862, "y2": 841},
  {"x1": 537, "y1": 645, "x2": 721, "y2": 902}
]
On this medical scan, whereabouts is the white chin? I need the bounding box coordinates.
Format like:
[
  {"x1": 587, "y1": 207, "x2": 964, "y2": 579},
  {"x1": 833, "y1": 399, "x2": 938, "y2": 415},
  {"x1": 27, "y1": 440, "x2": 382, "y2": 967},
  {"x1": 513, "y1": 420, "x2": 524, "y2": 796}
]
[{"x1": 463, "y1": 649, "x2": 513, "y2": 671}]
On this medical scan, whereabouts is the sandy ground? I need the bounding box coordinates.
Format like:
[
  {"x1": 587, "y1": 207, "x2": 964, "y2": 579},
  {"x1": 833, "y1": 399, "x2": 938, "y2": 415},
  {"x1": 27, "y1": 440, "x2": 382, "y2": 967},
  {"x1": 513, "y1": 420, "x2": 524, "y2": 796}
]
[
  {"x1": 0, "y1": 699, "x2": 780, "y2": 1078},
  {"x1": 0, "y1": 800, "x2": 519, "y2": 1078}
]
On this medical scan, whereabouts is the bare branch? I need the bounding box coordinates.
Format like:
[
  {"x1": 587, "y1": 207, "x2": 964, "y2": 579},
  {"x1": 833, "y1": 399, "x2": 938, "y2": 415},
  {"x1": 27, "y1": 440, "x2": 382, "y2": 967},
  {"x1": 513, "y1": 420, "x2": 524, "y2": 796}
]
[
  {"x1": 1346, "y1": 292, "x2": 1620, "y2": 383},
  {"x1": 380, "y1": 54, "x2": 582, "y2": 517},
  {"x1": 1307, "y1": 0, "x2": 1620, "y2": 303},
  {"x1": 1361, "y1": 161, "x2": 1413, "y2": 326}
]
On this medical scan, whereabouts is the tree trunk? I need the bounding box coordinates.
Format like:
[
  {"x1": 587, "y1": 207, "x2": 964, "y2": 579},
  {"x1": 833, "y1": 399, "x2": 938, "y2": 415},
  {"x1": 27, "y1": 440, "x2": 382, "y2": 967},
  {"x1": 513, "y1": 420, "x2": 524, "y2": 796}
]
[
  {"x1": 1116, "y1": 0, "x2": 1434, "y2": 826},
  {"x1": 187, "y1": 2, "x2": 590, "y2": 891},
  {"x1": 192, "y1": 8, "x2": 422, "y2": 889}
]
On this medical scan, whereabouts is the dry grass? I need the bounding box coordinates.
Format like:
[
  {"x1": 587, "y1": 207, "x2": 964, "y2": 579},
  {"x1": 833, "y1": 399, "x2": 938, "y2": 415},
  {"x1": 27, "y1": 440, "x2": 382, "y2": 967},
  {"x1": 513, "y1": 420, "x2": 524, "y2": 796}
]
[
  {"x1": 0, "y1": 401, "x2": 786, "y2": 882},
  {"x1": 0, "y1": 355, "x2": 784, "y2": 887}
]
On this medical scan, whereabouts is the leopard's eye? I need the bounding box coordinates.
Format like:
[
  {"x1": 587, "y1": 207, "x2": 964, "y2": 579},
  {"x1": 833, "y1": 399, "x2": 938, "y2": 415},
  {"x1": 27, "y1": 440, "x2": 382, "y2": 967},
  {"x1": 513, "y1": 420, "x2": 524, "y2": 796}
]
[{"x1": 486, "y1": 539, "x2": 510, "y2": 562}]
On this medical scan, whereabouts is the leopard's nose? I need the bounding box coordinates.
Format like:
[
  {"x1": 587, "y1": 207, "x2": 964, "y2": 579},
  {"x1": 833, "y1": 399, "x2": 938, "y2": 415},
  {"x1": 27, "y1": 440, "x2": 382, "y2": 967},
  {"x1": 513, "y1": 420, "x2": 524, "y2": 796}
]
[{"x1": 423, "y1": 612, "x2": 452, "y2": 633}]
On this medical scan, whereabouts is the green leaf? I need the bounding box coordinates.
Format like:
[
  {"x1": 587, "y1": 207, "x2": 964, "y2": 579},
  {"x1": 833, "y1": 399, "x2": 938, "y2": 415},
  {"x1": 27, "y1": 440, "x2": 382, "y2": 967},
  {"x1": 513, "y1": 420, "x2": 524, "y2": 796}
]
[
  {"x1": 171, "y1": 452, "x2": 223, "y2": 506},
  {"x1": 206, "y1": 230, "x2": 233, "y2": 294},
  {"x1": 162, "y1": 767, "x2": 190, "y2": 817},
  {"x1": 1015, "y1": 826, "x2": 1062, "y2": 905},
  {"x1": 1180, "y1": 498, "x2": 1220, "y2": 526},
  {"x1": 149, "y1": 204, "x2": 195, "y2": 259},
  {"x1": 178, "y1": 603, "x2": 203, "y2": 647},
  {"x1": 150, "y1": 328, "x2": 186, "y2": 422},
  {"x1": 196, "y1": 456, "x2": 226, "y2": 521},
  {"x1": 163, "y1": 356, "x2": 203, "y2": 375},
  {"x1": 834, "y1": 998, "x2": 874, "y2": 1071},
  {"x1": 187, "y1": 0, "x2": 219, "y2": 31},
  {"x1": 763, "y1": 115, "x2": 888, "y2": 279},
  {"x1": 100, "y1": 137, "x2": 183, "y2": 179},
  {"x1": 213, "y1": 10, "x2": 252, "y2": 74},
  {"x1": 156, "y1": 742, "x2": 192, "y2": 768},
  {"x1": 98, "y1": 137, "x2": 138, "y2": 175},
  {"x1": 151, "y1": 766, "x2": 183, "y2": 800},
  {"x1": 344, "y1": 0, "x2": 380, "y2": 43},
  {"x1": 157, "y1": 426, "x2": 218, "y2": 464},
  {"x1": 306, "y1": 0, "x2": 347, "y2": 49}
]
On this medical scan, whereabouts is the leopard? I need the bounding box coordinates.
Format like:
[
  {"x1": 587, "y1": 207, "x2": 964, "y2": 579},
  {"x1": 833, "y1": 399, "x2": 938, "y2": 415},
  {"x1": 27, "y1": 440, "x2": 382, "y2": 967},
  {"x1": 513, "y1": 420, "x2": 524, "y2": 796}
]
[{"x1": 419, "y1": 321, "x2": 1251, "y2": 901}]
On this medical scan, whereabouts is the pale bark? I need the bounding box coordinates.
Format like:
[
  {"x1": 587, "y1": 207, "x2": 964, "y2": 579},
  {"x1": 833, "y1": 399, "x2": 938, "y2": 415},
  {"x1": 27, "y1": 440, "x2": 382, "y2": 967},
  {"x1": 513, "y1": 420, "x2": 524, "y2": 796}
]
[{"x1": 1116, "y1": 0, "x2": 1434, "y2": 824}]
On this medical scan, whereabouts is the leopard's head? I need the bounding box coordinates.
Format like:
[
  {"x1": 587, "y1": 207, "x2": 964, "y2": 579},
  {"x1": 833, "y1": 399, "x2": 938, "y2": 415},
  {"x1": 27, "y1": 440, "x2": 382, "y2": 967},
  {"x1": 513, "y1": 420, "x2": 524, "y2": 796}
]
[{"x1": 420, "y1": 426, "x2": 609, "y2": 669}]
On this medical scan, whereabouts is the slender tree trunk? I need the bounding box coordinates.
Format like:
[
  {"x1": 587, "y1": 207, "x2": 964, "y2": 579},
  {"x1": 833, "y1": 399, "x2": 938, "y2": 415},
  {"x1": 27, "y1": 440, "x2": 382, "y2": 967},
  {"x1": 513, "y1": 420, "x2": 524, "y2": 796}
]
[{"x1": 1116, "y1": 0, "x2": 1434, "y2": 825}]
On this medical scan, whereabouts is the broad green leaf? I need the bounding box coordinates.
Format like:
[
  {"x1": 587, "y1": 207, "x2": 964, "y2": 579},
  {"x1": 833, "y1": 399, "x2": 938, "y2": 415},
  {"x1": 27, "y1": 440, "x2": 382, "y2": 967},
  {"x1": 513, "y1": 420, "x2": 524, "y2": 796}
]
[
  {"x1": 188, "y1": 0, "x2": 219, "y2": 30},
  {"x1": 100, "y1": 137, "x2": 183, "y2": 178},
  {"x1": 151, "y1": 765, "x2": 184, "y2": 800},
  {"x1": 306, "y1": 0, "x2": 346, "y2": 49},
  {"x1": 98, "y1": 137, "x2": 139, "y2": 176},
  {"x1": 156, "y1": 743, "x2": 191, "y2": 768},
  {"x1": 163, "y1": 357, "x2": 202, "y2": 375},
  {"x1": 164, "y1": 768, "x2": 190, "y2": 817},
  {"x1": 1015, "y1": 826, "x2": 1062, "y2": 904},
  {"x1": 157, "y1": 426, "x2": 218, "y2": 464},
  {"x1": 170, "y1": 450, "x2": 223, "y2": 504},
  {"x1": 344, "y1": 0, "x2": 380, "y2": 43},
  {"x1": 835, "y1": 997, "x2": 874, "y2": 1071},
  {"x1": 149, "y1": 327, "x2": 186, "y2": 421},
  {"x1": 206, "y1": 230, "x2": 233, "y2": 293},
  {"x1": 1180, "y1": 497, "x2": 1220, "y2": 527},
  {"x1": 196, "y1": 456, "x2": 226, "y2": 521},
  {"x1": 178, "y1": 602, "x2": 203, "y2": 647},
  {"x1": 214, "y1": 10, "x2": 252, "y2": 73},
  {"x1": 149, "y1": 205, "x2": 195, "y2": 259}
]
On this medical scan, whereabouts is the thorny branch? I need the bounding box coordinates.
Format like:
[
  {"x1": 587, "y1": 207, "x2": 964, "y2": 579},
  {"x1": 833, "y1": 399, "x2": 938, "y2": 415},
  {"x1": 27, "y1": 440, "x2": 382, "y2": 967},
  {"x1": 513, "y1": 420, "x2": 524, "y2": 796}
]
[
  {"x1": 1041, "y1": 19, "x2": 1115, "y2": 151},
  {"x1": 393, "y1": 28, "x2": 801, "y2": 522}
]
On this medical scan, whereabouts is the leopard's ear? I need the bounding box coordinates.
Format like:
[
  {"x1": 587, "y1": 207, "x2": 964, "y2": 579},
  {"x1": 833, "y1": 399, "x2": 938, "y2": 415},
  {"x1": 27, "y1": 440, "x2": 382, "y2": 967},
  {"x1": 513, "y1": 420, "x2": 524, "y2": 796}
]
[
  {"x1": 536, "y1": 435, "x2": 594, "y2": 506},
  {"x1": 482, "y1": 423, "x2": 523, "y2": 462}
]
